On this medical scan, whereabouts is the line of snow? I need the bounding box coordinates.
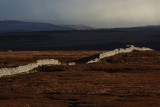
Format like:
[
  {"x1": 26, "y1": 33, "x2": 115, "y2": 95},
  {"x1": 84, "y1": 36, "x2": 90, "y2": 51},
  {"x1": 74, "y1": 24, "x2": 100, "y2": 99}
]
[
  {"x1": 0, "y1": 59, "x2": 61, "y2": 77},
  {"x1": 0, "y1": 45, "x2": 154, "y2": 77},
  {"x1": 68, "y1": 62, "x2": 76, "y2": 65},
  {"x1": 87, "y1": 45, "x2": 153, "y2": 64}
]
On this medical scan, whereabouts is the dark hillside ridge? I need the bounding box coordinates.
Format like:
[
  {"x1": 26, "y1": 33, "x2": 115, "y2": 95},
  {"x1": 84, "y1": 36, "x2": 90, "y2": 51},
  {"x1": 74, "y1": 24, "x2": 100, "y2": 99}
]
[
  {"x1": 0, "y1": 21, "x2": 73, "y2": 33},
  {"x1": 107, "y1": 25, "x2": 160, "y2": 32},
  {"x1": 64, "y1": 25, "x2": 94, "y2": 30},
  {"x1": 0, "y1": 30, "x2": 160, "y2": 51}
]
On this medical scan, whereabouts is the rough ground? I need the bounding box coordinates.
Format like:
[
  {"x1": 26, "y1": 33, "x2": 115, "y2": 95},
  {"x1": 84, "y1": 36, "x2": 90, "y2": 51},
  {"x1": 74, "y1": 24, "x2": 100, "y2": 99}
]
[{"x1": 0, "y1": 51, "x2": 159, "y2": 107}]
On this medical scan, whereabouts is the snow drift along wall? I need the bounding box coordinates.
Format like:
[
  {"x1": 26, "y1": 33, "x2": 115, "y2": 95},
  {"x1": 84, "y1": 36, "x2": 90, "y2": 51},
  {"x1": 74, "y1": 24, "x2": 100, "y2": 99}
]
[
  {"x1": 0, "y1": 59, "x2": 61, "y2": 77},
  {"x1": 87, "y1": 45, "x2": 153, "y2": 64},
  {"x1": 0, "y1": 45, "x2": 154, "y2": 78}
]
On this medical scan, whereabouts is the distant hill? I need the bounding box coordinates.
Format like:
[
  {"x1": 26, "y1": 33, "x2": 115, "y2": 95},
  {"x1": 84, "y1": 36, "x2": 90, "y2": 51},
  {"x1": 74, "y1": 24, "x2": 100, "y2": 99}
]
[
  {"x1": 64, "y1": 25, "x2": 94, "y2": 30},
  {"x1": 1, "y1": 20, "x2": 160, "y2": 33},
  {"x1": 107, "y1": 25, "x2": 160, "y2": 32},
  {"x1": 0, "y1": 21, "x2": 73, "y2": 33}
]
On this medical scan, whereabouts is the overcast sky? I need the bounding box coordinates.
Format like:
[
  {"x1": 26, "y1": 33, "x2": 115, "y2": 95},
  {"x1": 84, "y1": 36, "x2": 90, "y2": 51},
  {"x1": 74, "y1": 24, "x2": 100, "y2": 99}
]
[{"x1": 0, "y1": 0, "x2": 160, "y2": 28}]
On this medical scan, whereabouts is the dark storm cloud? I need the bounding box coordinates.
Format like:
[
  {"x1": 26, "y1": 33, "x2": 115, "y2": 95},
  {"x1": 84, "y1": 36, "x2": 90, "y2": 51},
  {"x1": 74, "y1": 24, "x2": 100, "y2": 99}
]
[{"x1": 0, "y1": 0, "x2": 160, "y2": 28}]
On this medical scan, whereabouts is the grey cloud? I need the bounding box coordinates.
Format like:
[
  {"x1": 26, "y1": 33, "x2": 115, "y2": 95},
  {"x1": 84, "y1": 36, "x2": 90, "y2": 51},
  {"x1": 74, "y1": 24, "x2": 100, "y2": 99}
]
[{"x1": 0, "y1": 0, "x2": 160, "y2": 28}]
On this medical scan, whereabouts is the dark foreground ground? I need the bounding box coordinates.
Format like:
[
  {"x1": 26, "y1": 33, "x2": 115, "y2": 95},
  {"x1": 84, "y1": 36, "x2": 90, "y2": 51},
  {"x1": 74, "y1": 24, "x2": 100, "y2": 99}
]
[
  {"x1": 0, "y1": 51, "x2": 160, "y2": 107},
  {"x1": 0, "y1": 30, "x2": 160, "y2": 51}
]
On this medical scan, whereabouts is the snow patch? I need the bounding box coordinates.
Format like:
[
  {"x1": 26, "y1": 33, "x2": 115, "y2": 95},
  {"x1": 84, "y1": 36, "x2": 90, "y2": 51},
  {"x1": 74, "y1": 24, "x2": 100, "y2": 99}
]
[{"x1": 68, "y1": 62, "x2": 76, "y2": 65}]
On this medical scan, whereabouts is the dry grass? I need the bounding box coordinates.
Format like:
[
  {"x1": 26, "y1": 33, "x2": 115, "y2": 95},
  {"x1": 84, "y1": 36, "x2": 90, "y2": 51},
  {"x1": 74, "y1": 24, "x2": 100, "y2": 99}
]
[
  {"x1": 0, "y1": 50, "x2": 160, "y2": 107},
  {"x1": 0, "y1": 51, "x2": 103, "y2": 68}
]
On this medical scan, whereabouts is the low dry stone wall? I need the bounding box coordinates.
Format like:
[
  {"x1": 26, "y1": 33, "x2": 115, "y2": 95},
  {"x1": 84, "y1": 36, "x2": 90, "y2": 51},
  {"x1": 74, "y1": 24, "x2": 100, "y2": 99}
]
[
  {"x1": 0, "y1": 59, "x2": 61, "y2": 77},
  {"x1": 87, "y1": 45, "x2": 153, "y2": 64}
]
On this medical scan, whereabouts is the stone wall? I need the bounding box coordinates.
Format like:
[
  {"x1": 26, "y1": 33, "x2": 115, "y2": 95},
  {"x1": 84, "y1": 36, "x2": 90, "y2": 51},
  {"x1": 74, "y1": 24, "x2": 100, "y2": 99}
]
[
  {"x1": 0, "y1": 59, "x2": 61, "y2": 77},
  {"x1": 87, "y1": 45, "x2": 153, "y2": 64}
]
